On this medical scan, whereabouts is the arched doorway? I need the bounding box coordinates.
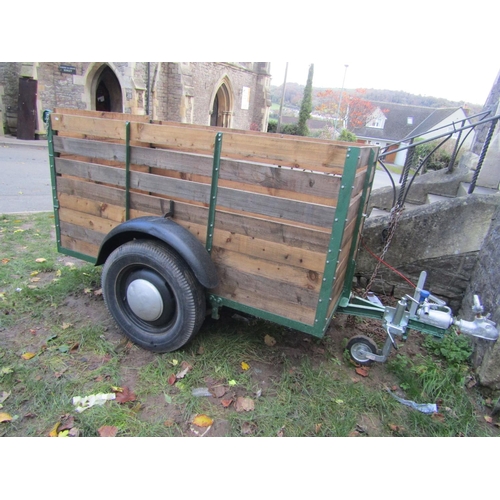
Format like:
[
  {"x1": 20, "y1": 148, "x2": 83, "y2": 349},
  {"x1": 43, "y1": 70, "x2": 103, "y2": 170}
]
[
  {"x1": 210, "y1": 80, "x2": 232, "y2": 127},
  {"x1": 93, "y1": 65, "x2": 123, "y2": 112}
]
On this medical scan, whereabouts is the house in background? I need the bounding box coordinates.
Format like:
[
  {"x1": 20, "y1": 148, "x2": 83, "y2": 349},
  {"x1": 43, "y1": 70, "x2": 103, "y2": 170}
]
[
  {"x1": 0, "y1": 62, "x2": 272, "y2": 139},
  {"x1": 354, "y1": 102, "x2": 474, "y2": 165}
]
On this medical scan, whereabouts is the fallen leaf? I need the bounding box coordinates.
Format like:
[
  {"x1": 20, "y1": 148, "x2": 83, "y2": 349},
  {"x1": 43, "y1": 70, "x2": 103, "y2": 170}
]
[
  {"x1": 98, "y1": 425, "x2": 118, "y2": 437},
  {"x1": 234, "y1": 397, "x2": 255, "y2": 412},
  {"x1": 0, "y1": 391, "x2": 11, "y2": 404},
  {"x1": 175, "y1": 361, "x2": 192, "y2": 379},
  {"x1": 58, "y1": 415, "x2": 75, "y2": 431},
  {"x1": 55, "y1": 269, "x2": 62, "y2": 277},
  {"x1": 168, "y1": 374, "x2": 177, "y2": 385},
  {"x1": 277, "y1": 425, "x2": 285, "y2": 437},
  {"x1": 212, "y1": 385, "x2": 227, "y2": 398},
  {"x1": 221, "y1": 398, "x2": 233, "y2": 408},
  {"x1": 30, "y1": 271, "x2": 39, "y2": 277},
  {"x1": 35, "y1": 258, "x2": 47, "y2": 263},
  {"x1": 164, "y1": 420, "x2": 175, "y2": 427},
  {"x1": 170, "y1": 359, "x2": 179, "y2": 366},
  {"x1": 264, "y1": 334, "x2": 276, "y2": 346},
  {"x1": 484, "y1": 415, "x2": 493, "y2": 424},
  {"x1": 228, "y1": 380, "x2": 237, "y2": 386},
  {"x1": 61, "y1": 323, "x2": 72, "y2": 330},
  {"x1": 241, "y1": 361, "x2": 250, "y2": 371},
  {"x1": 84, "y1": 288, "x2": 92, "y2": 294},
  {"x1": 315, "y1": 423, "x2": 323, "y2": 434},
  {"x1": 115, "y1": 387, "x2": 136, "y2": 404},
  {"x1": 21, "y1": 352, "x2": 36, "y2": 360},
  {"x1": 93, "y1": 288, "x2": 103, "y2": 296},
  {"x1": 355, "y1": 366, "x2": 369, "y2": 377},
  {"x1": 193, "y1": 414, "x2": 213, "y2": 427},
  {"x1": 388, "y1": 423, "x2": 405, "y2": 433},
  {"x1": 1, "y1": 258, "x2": 10, "y2": 264},
  {"x1": 49, "y1": 422, "x2": 60, "y2": 437},
  {"x1": 0, "y1": 412, "x2": 13, "y2": 423}
]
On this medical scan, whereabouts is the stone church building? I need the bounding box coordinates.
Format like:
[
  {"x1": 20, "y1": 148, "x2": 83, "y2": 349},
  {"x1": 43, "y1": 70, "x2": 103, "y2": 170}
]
[{"x1": 0, "y1": 62, "x2": 272, "y2": 139}]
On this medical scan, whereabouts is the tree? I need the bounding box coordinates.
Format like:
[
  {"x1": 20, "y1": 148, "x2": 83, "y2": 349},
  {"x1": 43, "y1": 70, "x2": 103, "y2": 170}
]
[
  {"x1": 297, "y1": 64, "x2": 314, "y2": 136},
  {"x1": 316, "y1": 88, "x2": 375, "y2": 131}
]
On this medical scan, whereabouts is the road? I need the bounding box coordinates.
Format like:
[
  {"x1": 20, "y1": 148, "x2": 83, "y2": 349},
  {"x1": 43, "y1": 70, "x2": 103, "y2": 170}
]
[
  {"x1": 0, "y1": 136, "x2": 395, "y2": 215},
  {"x1": 0, "y1": 138, "x2": 53, "y2": 214}
]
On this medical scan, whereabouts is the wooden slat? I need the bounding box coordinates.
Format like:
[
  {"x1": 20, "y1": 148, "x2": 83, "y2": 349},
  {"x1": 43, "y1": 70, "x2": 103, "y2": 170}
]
[
  {"x1": 53, "y1": 136, "x2": 343, "y2": 206},
  {"x1": 51, "y1": 113, "x2": 352, "y2": 173},
  {"x1": 54, "y1": 158, "x2": 337, "y2": 228},
  {"x1": 211, "y1": 247, "x2": 322, "y2": 293}
]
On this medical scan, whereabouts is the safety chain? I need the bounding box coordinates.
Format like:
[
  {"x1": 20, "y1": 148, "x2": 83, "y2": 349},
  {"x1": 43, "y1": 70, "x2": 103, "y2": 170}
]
[{"x1": 362, "y1": 204, "x2": 405, "y2": 297}]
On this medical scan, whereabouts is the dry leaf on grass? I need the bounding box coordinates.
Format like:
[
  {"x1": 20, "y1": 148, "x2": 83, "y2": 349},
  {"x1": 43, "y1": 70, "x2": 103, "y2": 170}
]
[
  {"x1": 264, "y1": 335, "x2": 276, "y2": 346},
  {"x1": 355, "y1": 366, "x2": 369, "y2": 377},
  {"x1": 114, "y1": 387, "x2": 136, "y2": 404},
  {"x1": 211, "y1": 385, "x2": 227, "y2": 398},
  {"x1": 234, "y1": 397, "x2": 255, "y2": 412},
  {"x1": 0, "y1": 412, "x2": 13, "y2": 423},
  {"x1": 192, "y1": 414, "x2": 213, "y2": 427},
  {"x1": 98, "y1": 425, "x2": 118, "y2": 437},
  {"x1": 21, "y1": 352, "x2": 36, "y2": 360}
]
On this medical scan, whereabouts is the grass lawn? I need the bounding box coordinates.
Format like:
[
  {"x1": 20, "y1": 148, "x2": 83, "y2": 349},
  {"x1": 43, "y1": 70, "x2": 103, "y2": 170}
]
[{"x1": 0, "y1": 212, "x2": 498, "y2": 438}]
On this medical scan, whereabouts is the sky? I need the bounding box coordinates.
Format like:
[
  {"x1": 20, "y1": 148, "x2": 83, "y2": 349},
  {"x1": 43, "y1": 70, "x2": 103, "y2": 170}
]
[
  {"x1": 6, "y1": 1, "x2": 498, "y2": 107},
  {"x1": 268, "y1": 60, "x2": 498, "y2": 106}
]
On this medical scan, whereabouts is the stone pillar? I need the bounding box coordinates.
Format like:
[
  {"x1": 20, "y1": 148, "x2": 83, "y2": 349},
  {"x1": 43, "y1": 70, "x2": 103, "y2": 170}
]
[{"x1": 459, "y1": 201, "x2": 500, "y2": 388}]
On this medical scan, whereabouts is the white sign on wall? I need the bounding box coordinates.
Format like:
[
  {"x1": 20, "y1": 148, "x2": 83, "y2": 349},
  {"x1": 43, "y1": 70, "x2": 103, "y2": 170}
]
[{"x1": 241, "y1": 87, "x2": 250, "y2": 110}]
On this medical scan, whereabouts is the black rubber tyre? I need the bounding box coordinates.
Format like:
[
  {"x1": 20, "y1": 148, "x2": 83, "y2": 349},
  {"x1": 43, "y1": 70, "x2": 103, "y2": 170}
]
[
  {"x1": 346, "y1": 335, "x2": 378, "y2": 365},
  {"x1": 101, "y1": 240, "x2": 206, "y2": 352}
]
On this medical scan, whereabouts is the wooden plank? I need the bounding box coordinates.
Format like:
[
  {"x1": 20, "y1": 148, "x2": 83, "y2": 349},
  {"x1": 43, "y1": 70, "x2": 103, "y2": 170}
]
[
  {"x1": 54, "y1": 158, "x2": 337, "y2": 228},
  {"x1": 212, "y1": 266, "x2": 319, "y2": 319},
  {"x1": 60, "y1": 220, "x2": 107, "y2": 248},
  {"x1": 53, "y1": 108, "x2": 151, "y2": 123},
  {"x1": 53, "y1": 136, "x2": 345, "y2": 205},
  {"x1": 210, "y1": 247, "x2": 323, "y2": 293},
  {"x1": 58, "y1": 207, "x2": 119, "y2": 235},
  {"x1": 58, "y1": 193, "x2": 126, "y2": 223}
]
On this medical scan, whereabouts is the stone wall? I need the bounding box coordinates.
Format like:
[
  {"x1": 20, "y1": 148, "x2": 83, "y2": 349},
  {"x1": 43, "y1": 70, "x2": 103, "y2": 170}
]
[
  {"x1": 357, "y1": 194, "x2": 500, "y2": 313},
  {"x1": 0, "y1": 62, "x2": 271, "y2": 135}
]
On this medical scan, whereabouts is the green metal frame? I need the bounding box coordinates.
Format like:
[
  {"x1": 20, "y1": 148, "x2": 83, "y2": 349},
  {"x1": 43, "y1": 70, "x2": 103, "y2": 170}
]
[
  {"x1": 48, "y1": 115, "x2": 445, "y2": 341},
  {"x1": 207, "y1": 142, "x2": 379, "y2": 338},
  {"x1": 47, "y1": 111, "x2": 96, "y2": 264}
]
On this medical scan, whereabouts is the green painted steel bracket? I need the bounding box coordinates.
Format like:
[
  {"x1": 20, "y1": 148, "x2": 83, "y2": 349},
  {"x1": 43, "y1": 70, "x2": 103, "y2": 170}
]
[
  {"x1": 206, "y1": 132, "x2": 223, "y2": 254},
  {"x1": 208, "y1": 294, "x2": 319, "y2": 335},
  {"x1": 46, "y1": 111, "x2": 62, "y2": 254},
  {"x1": 340, "y1": 148, "x2": 377, "y2": 302},
  {"x1": 125, "y1": 121, "x2": 131, "y2": 221},
  {"x1": 313, "y1": 147, "x2": 361, "y2": 336}
]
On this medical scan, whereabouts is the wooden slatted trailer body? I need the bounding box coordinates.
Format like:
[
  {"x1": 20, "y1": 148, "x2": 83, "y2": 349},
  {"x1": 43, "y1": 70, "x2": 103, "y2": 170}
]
[{"x1": 46, "y1": 108, "x2": 379, "y2": 352}]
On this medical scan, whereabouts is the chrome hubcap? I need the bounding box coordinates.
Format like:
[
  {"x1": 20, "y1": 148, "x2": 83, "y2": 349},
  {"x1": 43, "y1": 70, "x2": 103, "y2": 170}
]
[{"x1": 126, "y1": 279, "x2": 164, "y2": 322}]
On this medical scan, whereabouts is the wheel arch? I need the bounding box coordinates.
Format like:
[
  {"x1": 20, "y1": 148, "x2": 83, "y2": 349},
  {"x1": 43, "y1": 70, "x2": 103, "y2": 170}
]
[{"x1": 95, "y1": 216, "x2": 218, "y2": 289}]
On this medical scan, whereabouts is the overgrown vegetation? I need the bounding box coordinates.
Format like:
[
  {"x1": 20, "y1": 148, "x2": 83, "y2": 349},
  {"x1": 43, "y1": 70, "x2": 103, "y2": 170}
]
[
  {"x1": 1, "y1": 213, "x2": 497, "y2": 437},
  {"x1": 411, "y1": 139, "x2": 462, "y2": 172}
]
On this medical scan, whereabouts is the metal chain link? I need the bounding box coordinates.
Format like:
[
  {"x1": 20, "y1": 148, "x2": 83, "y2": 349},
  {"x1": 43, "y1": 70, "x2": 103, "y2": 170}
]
[{"x1": 362, "y1": 204, "x2": 405, "y2": 297}]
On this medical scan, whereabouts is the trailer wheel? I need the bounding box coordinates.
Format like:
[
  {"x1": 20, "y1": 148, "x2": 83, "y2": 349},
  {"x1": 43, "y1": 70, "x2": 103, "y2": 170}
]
[
  {"x1": 346, "y1": 335, "x2": 378, "y2": 365},
  {"x1": 101, "y1": 240, "x2": 206, "y2": 352}
]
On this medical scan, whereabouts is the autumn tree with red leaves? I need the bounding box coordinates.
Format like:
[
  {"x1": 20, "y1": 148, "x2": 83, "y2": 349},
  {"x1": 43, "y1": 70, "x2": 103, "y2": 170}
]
[{"x1": 316, "y1": 88, "x2": 375, "y2": 131}]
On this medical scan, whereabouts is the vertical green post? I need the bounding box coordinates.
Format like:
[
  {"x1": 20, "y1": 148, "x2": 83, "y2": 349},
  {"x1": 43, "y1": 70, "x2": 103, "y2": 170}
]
[
  {"x1": 45, "y1": 111, "x2": 62, "y2": 253},
  {"x1": 205, "y1": 132, "x2": 223, "y2": 254},
  {"x1": 340, "y1": 148, "x2": 377, "y2": 301},
  {"x1": 125, "y1": 121, "x2": 131, "y2": 221},
  {"x1": 314, "y1": 146, "x2": 360, "y2": 333}
]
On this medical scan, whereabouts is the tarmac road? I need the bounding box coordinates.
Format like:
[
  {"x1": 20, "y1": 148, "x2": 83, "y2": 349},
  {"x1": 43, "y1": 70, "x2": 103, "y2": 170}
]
[
  {"x1": 0, "y1": 134, "x2": 395, "y2": 215},
  {"x1": 0, "y1": 136, "x2": 53, "y2": 214}
]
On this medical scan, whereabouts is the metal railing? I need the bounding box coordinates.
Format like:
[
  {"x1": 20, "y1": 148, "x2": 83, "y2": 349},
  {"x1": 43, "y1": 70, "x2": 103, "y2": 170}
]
[{"x1": 376, "y1": 109, "x2": 500, "y2": 210}]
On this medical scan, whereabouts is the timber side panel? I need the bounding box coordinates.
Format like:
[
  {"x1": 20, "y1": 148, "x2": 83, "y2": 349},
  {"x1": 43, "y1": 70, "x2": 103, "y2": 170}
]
[
  {"x1": 49, "y1": 110, "x2": 378, "y2": 331},
  {"x1": 50, "y1": 113, "x2": 349, "y2": 172}
]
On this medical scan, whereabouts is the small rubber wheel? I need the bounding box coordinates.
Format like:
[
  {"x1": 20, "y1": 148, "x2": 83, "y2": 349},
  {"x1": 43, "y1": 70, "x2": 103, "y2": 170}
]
[
  {"x1": 346, "y1": 335, "x2": 378, "y2": 365},
  {"x1": 101, "y1": 239, "x2": 206, "y2": 352}
]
